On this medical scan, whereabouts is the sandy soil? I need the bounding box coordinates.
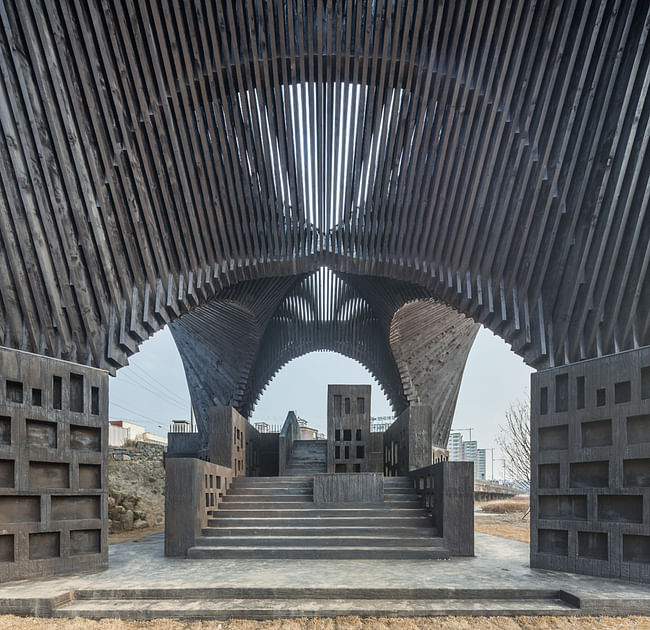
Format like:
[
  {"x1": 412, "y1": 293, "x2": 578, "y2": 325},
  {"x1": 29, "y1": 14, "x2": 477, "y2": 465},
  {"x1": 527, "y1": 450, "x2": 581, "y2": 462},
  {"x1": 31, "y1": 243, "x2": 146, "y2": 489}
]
[
  {"x1": 474, "y1": 512, "x2": 530, "y2": 543},
  {"x1": 0, "y1": 616, "x2": 648, "y2": 629}
]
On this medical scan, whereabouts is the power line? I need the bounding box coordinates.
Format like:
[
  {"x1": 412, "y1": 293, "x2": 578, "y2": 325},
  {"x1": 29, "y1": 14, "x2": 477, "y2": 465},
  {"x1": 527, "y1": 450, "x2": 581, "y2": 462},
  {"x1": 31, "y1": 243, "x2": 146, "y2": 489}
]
[
  {"x1": 119, "y1": 372, "x2": 187, "y2": 411},
  {"x1": 109, "y1": 401, "x2": 165, "y2": 429},
  {"x1": 129, "y1": 363, "x2": 189, "y2": 406}
]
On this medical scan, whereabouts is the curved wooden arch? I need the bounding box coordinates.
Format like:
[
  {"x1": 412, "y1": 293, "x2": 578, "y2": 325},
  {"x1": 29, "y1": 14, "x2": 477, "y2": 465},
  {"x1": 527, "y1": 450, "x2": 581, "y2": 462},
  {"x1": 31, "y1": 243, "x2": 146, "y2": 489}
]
[{"x1": 0, "y1": 0, "x2": 648, "y2": 393}]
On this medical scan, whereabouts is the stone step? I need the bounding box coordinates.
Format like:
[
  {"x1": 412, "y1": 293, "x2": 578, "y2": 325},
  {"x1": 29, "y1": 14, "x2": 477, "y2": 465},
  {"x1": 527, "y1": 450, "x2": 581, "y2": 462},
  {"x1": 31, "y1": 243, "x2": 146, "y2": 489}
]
[
  {"x1": 201, "y1": 526, "x2": 440, "y2": 537},
  {"x1": 212, "y1": 508, "x2": 429, "y2": 518},
  {"x1": 226, "y1": 487, "x2": 313, "y2": 495},
  {"x1": 222, "y1": 495, "x2": 312, "y2": 503},
  {"x1": 186, "y1": 545, "x2": 451, "y2": 560},
  {"x1": 231, "y1": 476, "x2": 313, "y2": 483},
  {"x1": 194, "y1": 535, "x2": 445, "y2": 548},
  {"x1": 219, "y1": 500, "x2": 423, "y2": 509},
  {"x1": 207, "y1": 516, "x2": 433, "y2": 527},
  {"x1": 54, "y1": 596, "x2": 576, "y2": 620}
]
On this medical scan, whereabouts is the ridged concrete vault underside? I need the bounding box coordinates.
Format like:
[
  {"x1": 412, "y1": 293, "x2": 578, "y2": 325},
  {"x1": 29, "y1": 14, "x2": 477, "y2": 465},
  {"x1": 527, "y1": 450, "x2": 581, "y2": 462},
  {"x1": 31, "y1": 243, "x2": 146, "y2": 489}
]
[{"x1": 1, "y1": 1, "x2": 649, "y2": 433}]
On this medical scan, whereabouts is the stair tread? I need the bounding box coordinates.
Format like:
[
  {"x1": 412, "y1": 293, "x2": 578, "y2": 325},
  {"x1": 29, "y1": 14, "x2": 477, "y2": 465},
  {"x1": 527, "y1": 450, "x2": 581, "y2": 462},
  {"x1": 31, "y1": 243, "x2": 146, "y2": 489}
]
[{"x1": 55, "y1": 598, "x2": 575, "y2": 619}]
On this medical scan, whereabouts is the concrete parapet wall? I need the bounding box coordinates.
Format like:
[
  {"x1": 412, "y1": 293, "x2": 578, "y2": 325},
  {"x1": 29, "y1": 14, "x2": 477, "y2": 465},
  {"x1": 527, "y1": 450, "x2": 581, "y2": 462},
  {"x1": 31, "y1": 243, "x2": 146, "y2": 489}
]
[
  {"x1": 0, "y1": 347, "x2": 109, "y2": 582},
  {"x1": 385, "y1": 405, "x2": 446, "y2": 475},
  {"x1": 410, "y1": 461, "x2": 474, "y2": 556},
  {"x1": 279, "y1": 411, "x2": 300, "y2": 475},
  {"x1": 313, "y1": 473, "x2": 384, "y2": 504},
  {"x1": 164, "y1": 457, "x2": 233, "y2": 557},
  {"x1": 531, "y1": 347, "x2": 650, "y2": 583}
]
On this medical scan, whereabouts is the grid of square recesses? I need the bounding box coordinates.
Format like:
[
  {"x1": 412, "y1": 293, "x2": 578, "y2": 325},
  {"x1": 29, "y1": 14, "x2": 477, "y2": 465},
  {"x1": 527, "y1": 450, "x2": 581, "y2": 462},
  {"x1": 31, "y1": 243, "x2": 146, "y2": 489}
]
[
  {"x1": 0, "y1": 348, "x2": 108, "y2": 581},
  {"x1": 531, "y1": 347, "x2": 650, "y2": 582}
]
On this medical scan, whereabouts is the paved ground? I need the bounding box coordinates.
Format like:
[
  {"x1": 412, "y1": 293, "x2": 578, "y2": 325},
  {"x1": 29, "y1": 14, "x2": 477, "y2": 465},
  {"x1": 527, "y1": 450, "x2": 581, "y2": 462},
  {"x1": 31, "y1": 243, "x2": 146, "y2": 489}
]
[
  {"x1": 0, "y1": 533, "x2": 649, "y2": 619},
  {"x1": 0, "y1": 532, "x2": 647, "y2": 598}
]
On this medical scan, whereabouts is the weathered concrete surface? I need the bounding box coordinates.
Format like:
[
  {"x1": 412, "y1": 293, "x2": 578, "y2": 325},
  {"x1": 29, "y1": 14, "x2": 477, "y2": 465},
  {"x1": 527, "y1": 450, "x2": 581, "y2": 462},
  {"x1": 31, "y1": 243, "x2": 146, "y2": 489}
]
[
  {"x1": 164, "y1": 458, "x2": 233, "y2": 557},
  {"x1": 385, "y1": 405, "x2": 449, "y2": 476},
  {"x1": 313, "y1": 473, "x2": 384, "y2": 504},
  {"x1": 410, "y1": 461, "x2": 474, "y2": 556},
  {"x1": 531, "y1": 346, "x2": 650, "y2": 583},
  {"x1": 0, "y1": 347, "x2": 109, "y2": 583},
  {"x1": 327, "y1": 385, "x2": 371, "y2": 473},
  {"x1": 1, "y1": 532, "x2": 650, "y2": 619}
]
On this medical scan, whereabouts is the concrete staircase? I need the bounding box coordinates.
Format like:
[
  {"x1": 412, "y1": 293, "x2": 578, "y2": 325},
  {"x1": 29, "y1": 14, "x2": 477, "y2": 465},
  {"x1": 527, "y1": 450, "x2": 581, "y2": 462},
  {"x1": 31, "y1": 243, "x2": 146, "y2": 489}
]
[
  {"x1": 284, "y1": 440, "x2": 327, "y2": 475},
  {"x1": 187, "y1": 476, "x2": 449, "y2": 559}
]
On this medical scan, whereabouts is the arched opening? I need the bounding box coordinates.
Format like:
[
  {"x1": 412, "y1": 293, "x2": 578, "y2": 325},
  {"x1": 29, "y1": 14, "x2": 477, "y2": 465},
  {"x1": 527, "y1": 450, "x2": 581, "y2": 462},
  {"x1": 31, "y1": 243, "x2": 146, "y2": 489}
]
[{"x1": 250, "y1": 351, "x2": 394, "y2": 436}]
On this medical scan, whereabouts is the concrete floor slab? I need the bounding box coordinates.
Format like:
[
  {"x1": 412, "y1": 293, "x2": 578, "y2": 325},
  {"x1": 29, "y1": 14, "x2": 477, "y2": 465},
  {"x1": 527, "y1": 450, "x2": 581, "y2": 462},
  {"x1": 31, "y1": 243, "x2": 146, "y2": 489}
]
[{"x1": 0, "y1": 533, "x2": 649, "y2": 619}]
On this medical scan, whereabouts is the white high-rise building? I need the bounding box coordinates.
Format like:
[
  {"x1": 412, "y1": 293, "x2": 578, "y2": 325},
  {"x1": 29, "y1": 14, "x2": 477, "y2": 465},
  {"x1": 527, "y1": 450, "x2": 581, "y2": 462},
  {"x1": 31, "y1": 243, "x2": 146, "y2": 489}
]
[
  {"x1": 476, "y1": 448, "x2": 487, "y2": 480},
  {"x1": 461, "y1": 440, "x2": 477, "y2": 465},
  {"x1": 447, "y1": 432, "x2": 463, "y2": 461}
]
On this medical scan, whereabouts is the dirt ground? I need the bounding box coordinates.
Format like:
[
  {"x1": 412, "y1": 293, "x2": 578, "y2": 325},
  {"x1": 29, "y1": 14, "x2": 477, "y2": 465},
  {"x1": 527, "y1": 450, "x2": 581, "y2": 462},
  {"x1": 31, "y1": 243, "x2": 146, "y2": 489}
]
[
  {"x1": 108, "y1": 524, "x2": 165, "y2": 545},
  {"x1": 474, "y1": 512, "x2": 530, "y2": 543},
  {"x1": 0, "y1": 615, "x2": 648, "y2": 629}
]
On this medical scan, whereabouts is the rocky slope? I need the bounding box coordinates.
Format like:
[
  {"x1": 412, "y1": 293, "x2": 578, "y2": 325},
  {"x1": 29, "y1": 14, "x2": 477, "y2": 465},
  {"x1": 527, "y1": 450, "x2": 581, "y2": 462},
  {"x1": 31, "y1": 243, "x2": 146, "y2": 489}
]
[{"x1": 108, "y1": 442, "x2": 166, "y2": 533}]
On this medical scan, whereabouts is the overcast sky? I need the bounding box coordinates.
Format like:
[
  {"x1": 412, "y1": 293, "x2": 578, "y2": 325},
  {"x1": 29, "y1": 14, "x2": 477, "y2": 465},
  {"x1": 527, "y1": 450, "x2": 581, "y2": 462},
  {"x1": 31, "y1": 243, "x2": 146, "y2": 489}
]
[{"x1": 109, "y1": 324, "x2": 532, "y2": 477}]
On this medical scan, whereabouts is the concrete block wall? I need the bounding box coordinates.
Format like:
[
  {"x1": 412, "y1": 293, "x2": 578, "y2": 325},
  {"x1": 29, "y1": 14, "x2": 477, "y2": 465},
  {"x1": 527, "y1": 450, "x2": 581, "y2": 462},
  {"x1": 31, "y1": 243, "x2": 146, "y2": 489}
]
[
  {"x1": 531, "y1": 346, "x2": 650, "y2": 582},
  {"x1": 409, "y1": 461, "x2": 474, "y2": 556},
  {"x1": 165, "y1": 457, "x2": 233, "y2": 557},
  {"x1": 327, "y1": 385, "x2": 371, "y2": 473},
  {"x1": 384, "y1": 405, "x2": 441, "y2": 475},
  {"x1": 0, "y1": 348, "x2": 108, "y2": 582}
]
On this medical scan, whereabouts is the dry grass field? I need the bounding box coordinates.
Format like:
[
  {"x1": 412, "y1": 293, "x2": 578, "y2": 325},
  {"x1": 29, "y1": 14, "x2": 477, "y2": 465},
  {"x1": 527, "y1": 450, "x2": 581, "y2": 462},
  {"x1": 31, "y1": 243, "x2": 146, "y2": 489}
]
[{"x1": 0, "y1": 616, "x2": 649, "y2": 630}]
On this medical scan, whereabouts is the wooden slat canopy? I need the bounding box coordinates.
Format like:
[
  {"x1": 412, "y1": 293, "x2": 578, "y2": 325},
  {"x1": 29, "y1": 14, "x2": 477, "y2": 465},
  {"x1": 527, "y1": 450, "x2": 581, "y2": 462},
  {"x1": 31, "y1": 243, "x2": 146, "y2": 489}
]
[{"x1": 0, "y1": 1, "x2": 649, "y2": 434}]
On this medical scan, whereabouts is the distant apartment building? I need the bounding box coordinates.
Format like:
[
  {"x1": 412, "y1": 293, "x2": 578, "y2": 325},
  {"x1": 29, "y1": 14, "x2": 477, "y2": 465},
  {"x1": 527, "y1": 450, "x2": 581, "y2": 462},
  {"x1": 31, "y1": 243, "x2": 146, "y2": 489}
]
[
  {"x1": 476, "y1": 448, "x2": 487, "y2": 480},
  {"x1": 447, "y1": 432, "x2": 487, "y2": 480},
  {"x1": 447, "y1": 431, "x2": 463, "y2": 461}
]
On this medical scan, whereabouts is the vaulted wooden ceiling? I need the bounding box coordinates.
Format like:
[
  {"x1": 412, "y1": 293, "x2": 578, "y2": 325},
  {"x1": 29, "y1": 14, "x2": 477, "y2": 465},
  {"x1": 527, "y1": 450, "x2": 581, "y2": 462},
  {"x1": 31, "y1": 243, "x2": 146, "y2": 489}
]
[{"x1": 0, "y1": 1, "x2": 649, "y2": 427}]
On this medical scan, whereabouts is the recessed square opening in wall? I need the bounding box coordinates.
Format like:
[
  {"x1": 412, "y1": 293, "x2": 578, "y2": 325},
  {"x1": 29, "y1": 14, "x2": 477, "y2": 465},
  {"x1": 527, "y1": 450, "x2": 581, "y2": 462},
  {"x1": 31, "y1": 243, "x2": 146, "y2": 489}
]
[
  {"x1": 26, "y1": 419, "x2": 57, "y2": 449},
  {"x1": 91, "y1": 386, "x2": 99, "y2": 415},
  {"x1": 581, "y1": 419, "x2": 612, "y2": 448},
  {"x1": 596, "y1": 388, "x2": 606, "y2": 407},
  {"x1": 356, "y1": 445, "x2": 365, "y2": 458},
  {"x1": 539, "y1": 495, "x2": 587, "y2": 520},
  {"x1": 538, "y1": 529, "x2": 568, "y2": 555},
  {"x1": 70, "y1": 529, "x2": 101, "y2": 555},
  {"x1": 623, "y1": 458, "x2": 650, "y2": 487},
  {"x1": 29, "y1": 532, "x2": 60, "y2": 560},
  {"x1": 623, "y1": 534, "x2": 650, "y2": 563},
  {"x1": 28, "y1": 462, "x2": 69, "y2": 489},
  {"x1": 0, "y1": 416, "x2": 10, "y2": 445},
  {"x1": 31, "y1": 388, "x2": 42, "y2": 407},
  {"x1": 540, "y1": 387, "x2": 548, "y2": 415},
  {"x1": 627, "y1": 414, "x2": 650, "y2": 444},
  {"x1": 335, "y1": 463, "x2": 346, "y2": 473},
  {"x1": 0, "y1": 496, "x2": 40, "y2": 523},
  {"x1": 576, "y1": 376, "x2": 585, "y2": 410},
  {"x1": 538, "y1": 463, "x2": 561, "y2": 489},
  {"x1": 569, "y1": 461, "x2": 609, "y2": 488},
  {"x1": 597, "y1": 495, "x2": 643, "y2": 523},
  {"x1": 0, "y1": 534, "x2": 13, "y2": 562},
  {"x1": 578, "y1": 531, "x2": 608, "y2": 561},
  {"x1": 0, "y1": 459, "x2": 14, "y2": 488},
  {"x1": 52, "y1": 375, "x2": 62, "y2": 410},
  {"x1": 5, "y1": 380, "x2": 23, "y2": 404},
  {"x1": 70, "y1": 373, "x2": 84, "y2": 413},
  {"x1": 343, "y1": 429, "x2": 351, "y2": 441},
  {"x1": 51, "y1": 495, "x2": 100, "y2": 520},
  {"x1": 615, "y1": 380, "x2": 632, "y2": 404},
  {"x1": 555, "y1": 374, "x2": 569, "y2": 412},
  {"x1": 70, "y1": 425, "x2": 101, "y2": 451},
  {"x1": 539, "y1": 425, "x2": 568, "y2": 450}
]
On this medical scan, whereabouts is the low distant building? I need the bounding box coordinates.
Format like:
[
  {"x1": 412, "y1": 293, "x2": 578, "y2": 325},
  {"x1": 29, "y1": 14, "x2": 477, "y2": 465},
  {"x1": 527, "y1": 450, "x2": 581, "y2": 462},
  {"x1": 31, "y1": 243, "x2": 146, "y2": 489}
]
[
  {"x1": 170, "y1": 420, "x2": 191, "y2": 433},
  {"x1": 298, "y1": 418, "x2": 322, "y2": 440},
  {"x1": 109, "y1": 420, "x2": 167, "y2": 446}
]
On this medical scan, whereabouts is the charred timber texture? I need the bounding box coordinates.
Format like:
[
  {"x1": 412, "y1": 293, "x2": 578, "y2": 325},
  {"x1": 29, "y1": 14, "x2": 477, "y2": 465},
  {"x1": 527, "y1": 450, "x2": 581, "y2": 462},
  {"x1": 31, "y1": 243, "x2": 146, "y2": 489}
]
[{"x1": 0, "y1": 1, "x2": 648, "y2": 408}]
